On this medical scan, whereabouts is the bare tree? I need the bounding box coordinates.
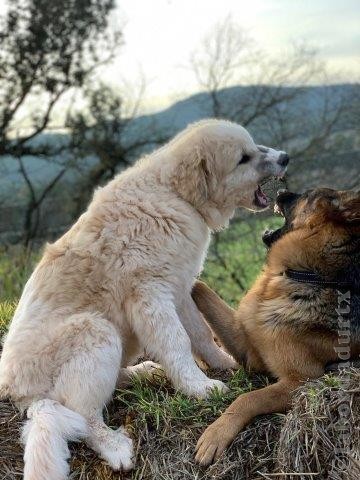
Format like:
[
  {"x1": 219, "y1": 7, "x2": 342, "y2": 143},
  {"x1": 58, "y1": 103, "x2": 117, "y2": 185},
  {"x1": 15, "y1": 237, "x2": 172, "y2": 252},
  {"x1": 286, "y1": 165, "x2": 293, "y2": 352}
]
[
  {"x1": 190, "y1": 17, "x2": 358, "y2": 296},
  {"x1": 0, "y1": 0, "x2": 122, "y2": 245},
  {"x1": 189, "y1": 17, "x2": 353, "y2": 130},
  {"x1": 190, "y1": 16, "x2": 254, "y2": 117},
  {"x1": 0, "y1": 0, "x2": 121, "y2": 154},
  {"x1": 66, "y1": 81, "x2": 169, "y2": 215},
  {"x1": 17, "y1": 157, "x2": 66, "y2": 246},
  {"x1": 190, "y1": 17, "x2": 356, "y2": 185},
  {"x1": 190, "y1": 17, "x2": 324, "y2": 122}
]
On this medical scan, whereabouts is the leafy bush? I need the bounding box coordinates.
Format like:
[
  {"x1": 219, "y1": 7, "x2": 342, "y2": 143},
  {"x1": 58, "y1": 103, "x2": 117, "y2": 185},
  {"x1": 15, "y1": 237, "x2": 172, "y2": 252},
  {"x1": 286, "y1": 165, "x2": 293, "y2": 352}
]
[
  {"x1": 202, "y1": 215, "x2": 283, "y2": 306},
  {"x1": 0, "y1": 247, "x2": 38, "y2": 302}
]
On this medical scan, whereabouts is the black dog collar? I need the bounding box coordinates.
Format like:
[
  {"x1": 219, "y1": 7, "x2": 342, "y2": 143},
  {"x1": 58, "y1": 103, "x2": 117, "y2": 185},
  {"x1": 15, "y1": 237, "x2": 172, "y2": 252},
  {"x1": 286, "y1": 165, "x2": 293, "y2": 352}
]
[{"x1": 285, "y1": 269, "x2": 359, "y2": 293}]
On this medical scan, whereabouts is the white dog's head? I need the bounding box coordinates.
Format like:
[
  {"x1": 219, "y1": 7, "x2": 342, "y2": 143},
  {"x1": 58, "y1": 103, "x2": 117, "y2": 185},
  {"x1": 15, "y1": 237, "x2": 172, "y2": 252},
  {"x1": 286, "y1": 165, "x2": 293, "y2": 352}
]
[{"x1": 169, "y1": 119, "x2": 289, "y2": 229}]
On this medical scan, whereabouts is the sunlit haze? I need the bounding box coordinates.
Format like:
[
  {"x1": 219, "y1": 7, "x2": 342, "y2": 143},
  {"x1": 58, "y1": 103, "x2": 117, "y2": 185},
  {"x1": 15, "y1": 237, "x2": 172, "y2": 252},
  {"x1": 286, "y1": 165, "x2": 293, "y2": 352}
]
[{"x1": 104, "y1": 0, "x2": 360, "y2": 111}]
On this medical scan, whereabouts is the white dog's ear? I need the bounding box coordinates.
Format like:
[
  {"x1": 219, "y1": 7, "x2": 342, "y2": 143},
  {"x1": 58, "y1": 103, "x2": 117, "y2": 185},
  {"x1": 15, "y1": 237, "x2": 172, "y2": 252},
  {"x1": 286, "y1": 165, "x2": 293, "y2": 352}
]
[{"x1": 172, "y1": 142, "x2": 214, "y2": 208}]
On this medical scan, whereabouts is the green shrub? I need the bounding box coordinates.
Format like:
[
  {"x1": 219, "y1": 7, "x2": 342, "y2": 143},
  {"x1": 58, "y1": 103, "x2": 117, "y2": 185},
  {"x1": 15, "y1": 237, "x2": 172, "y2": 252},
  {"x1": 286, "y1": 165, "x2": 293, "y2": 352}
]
[
  {"x1": 202, "y1": 215, "x2": 283, "y2": 306},
  {"x1": 0, "y1": 247, "x2": 38, "y2": 302},
  {"x1": 0, "y1": 301, "x2": 16, "y2": 336}
]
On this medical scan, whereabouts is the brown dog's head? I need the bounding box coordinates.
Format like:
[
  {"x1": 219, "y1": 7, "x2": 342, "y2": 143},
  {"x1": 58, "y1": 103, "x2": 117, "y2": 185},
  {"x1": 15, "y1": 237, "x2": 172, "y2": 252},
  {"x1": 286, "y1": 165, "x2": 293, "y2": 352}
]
[{"x1": 263, "y1": 187, "x2": 360, "y2": 274}]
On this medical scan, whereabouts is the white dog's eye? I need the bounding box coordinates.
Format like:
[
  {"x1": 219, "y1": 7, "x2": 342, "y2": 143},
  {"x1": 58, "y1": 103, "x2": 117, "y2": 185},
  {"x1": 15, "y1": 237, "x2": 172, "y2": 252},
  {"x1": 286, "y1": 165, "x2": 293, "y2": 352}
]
[{"x1": 238, "y1": 154, "x2": 251, "y2": 165}]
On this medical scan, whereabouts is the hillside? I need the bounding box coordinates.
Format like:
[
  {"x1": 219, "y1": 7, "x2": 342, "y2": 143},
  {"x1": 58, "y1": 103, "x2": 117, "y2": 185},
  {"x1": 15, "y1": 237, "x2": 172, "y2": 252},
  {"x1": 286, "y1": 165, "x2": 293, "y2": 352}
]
[{"x1": 0, "y1": 83, "x2": 359, "y2": 242}]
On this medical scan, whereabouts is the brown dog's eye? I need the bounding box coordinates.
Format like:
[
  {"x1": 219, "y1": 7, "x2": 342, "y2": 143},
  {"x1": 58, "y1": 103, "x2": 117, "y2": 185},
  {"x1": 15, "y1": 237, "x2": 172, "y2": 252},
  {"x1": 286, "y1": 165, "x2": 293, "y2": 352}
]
[{"x1": 238, "y1": 154, "x2": 251, "y2": 165}]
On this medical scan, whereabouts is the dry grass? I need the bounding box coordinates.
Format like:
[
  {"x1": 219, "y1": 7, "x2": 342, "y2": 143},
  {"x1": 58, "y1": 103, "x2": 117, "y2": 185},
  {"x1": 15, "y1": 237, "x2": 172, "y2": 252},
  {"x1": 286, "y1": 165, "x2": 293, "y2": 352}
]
[
  {"x1": 275, "y1": 370, "x2": 360, "y2": 480},
  {"x1": 1, "y1": 367, "x2": 359, "y2": 480}
]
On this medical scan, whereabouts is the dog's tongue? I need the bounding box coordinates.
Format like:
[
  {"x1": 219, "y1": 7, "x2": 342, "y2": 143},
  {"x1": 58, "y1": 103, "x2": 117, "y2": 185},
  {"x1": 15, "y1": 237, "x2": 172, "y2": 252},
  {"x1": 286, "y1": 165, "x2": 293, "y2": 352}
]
[{"x1": 255, "y1": 185, "x2": 270, "y2": 208}]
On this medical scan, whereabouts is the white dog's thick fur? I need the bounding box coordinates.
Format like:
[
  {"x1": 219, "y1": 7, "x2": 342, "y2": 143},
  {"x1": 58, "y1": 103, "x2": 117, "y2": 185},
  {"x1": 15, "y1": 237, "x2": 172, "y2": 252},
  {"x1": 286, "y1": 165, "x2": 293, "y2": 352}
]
[{"x1": 0, "y1": 119, "x2": 288, "y2": 479}]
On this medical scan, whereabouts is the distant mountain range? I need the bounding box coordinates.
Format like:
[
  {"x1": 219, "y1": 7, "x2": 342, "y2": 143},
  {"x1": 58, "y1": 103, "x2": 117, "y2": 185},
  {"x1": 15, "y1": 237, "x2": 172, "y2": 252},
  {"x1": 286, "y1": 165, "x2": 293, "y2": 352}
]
[
  {"x1": 1, "y1": 83, "x2": 358, "y2": 241},
  {"x1": 2, "y1": 83, "x2": 356, "y2": 188},
  {"x1": 124, "y1": 83, "x2": 355, "y2": 141}
]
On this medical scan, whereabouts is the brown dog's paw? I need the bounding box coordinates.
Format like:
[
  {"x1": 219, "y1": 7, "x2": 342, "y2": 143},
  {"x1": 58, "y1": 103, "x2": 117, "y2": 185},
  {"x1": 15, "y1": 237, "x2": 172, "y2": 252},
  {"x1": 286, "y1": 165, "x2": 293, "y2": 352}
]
[{"x1": 195, "y1": 420, "x2": 233, "y2": 466}]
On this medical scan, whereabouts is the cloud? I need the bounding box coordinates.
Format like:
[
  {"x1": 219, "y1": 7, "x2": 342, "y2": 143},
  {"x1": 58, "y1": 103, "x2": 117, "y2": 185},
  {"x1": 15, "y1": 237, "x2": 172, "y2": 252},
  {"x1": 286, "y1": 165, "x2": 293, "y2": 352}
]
[{"x1": 109, "y1": 0, "x2": 359, "y2": 110}]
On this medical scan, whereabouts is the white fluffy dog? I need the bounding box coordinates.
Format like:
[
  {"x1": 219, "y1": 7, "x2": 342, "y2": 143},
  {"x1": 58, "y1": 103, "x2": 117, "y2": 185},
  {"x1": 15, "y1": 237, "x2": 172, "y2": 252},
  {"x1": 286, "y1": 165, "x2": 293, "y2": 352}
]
[{"x1": 0, "y1": 119, "x2": 289, "y2": 479}]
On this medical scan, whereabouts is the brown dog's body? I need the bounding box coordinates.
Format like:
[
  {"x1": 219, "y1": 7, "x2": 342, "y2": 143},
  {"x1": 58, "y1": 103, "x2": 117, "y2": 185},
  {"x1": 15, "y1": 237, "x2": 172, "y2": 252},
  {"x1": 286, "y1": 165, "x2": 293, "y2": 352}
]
[{"x1": 192, "y1": 188, "x2": 360, "y2": 466}]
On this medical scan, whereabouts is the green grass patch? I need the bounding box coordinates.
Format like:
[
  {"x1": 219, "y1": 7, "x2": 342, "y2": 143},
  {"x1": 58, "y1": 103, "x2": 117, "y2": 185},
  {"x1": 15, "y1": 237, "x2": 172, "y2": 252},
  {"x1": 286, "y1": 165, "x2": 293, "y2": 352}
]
[
  {"x1": 0, "y1": 246, "x2": 37, "y2": 336},
  {"x1": 116, "y1": 367, "x2": 264, "y2": 434},
  {"x1": 0, "y1": 301, "x2": 16, "y2": 337},
  {"x1": 322, "y1": 373, "x2": 342, "y2": 388},
  {"x1": 202, "y1": 215, "x2": 283, "y2": 306},
  {"x1": 0, "y1": 246, "x2": 38, "y2": 302}
]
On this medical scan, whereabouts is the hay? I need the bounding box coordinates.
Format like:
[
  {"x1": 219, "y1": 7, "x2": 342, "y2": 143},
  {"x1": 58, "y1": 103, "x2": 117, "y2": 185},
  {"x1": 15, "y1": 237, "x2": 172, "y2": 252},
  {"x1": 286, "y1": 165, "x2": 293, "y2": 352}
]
[
  {"x1": 275, "y1": 369, "x2": 360, "y2": 480},
  {"x1": 0, "y1": 369, "x2": 359, "y2": 480}
]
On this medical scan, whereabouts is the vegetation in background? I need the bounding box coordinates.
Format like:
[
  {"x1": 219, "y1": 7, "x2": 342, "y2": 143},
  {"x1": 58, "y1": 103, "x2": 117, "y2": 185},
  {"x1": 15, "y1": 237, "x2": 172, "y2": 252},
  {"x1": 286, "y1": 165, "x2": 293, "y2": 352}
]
[
  {"x1": 0, "y1": 301, "x2": 16, "y2": 337},
  {"x1": 0, "y1": 247, "x2": 38, "y2": 301},
  {"x1": 1, "y1": 6, "x2": 358, "y2": 247},
  {"x1": 66, "y1": 83, "x2": 168, "y2": 216},
  {"x1": 202, "y1": 214, "x2": 283, "y2": 306},
  {"x1": 0, "y1": 0, "x2": 121, "y2": 245},
  {"x1": 189, "y1": 16, "x2": 359, "y2": 170}
]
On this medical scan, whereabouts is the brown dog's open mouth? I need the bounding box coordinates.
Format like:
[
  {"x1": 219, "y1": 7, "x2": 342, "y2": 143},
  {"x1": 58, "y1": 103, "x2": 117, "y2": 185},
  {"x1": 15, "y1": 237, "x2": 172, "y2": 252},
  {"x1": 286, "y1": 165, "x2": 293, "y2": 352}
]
[
  {"x1": 263, "y1": 190, "x2": 300, "y2": 247},
  {"x1": 262, "y1": 193, "x2": 288, "y2": 246},
  {"x1": 254, "y1": 184, "x2": 270, "y2": 209}
]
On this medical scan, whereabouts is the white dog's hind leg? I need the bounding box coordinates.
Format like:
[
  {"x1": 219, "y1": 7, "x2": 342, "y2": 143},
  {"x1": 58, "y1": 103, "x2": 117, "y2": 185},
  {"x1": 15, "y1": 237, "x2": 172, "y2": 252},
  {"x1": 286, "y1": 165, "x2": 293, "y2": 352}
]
[
  {"x1": 49, "y1": 313, "x2": 134, "y2": 472},
  {"x1": 85, "y1": 413, "x2": 133, "y2": 472},
  {"x1": 126, "y1": 288, "x2": 228, "y2": 398},
  {"x1": 178, "y1": 297, "x2": 238, "y2": 370}
]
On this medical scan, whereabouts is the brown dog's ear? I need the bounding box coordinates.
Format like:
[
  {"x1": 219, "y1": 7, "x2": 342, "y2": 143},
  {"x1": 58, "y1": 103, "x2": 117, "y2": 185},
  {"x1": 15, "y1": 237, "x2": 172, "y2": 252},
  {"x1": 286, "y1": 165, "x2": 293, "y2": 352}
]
[
  {"x1": 329, "y1": 193, "x2": 360, "y2": 224},
  {"x1": 304, "y1": 190, "x2": 360, "y2": 228},
  {"x1": 340, "y1": 197, "x2": 360, "y2": 223}
]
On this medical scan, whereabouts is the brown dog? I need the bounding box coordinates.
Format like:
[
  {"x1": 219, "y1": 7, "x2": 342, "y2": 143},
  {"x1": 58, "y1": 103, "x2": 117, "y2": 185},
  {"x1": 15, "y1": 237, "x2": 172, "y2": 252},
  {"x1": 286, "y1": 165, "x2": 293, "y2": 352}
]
[{"x1": 192, "y1": 188, "x2": 360, "y2": 466}]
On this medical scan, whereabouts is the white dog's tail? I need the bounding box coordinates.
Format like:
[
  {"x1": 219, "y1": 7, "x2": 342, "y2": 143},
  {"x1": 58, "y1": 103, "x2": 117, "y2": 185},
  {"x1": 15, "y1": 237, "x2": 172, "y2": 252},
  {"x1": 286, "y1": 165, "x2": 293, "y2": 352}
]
[{"x1": 22, "y1": 399, "x2": 88, "y2": 480}]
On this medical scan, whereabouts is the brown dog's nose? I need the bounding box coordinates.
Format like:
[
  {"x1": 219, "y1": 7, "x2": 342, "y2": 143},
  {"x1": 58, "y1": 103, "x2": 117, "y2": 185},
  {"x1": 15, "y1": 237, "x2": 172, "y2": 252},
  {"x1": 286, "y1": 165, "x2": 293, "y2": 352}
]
[
  {"x1": 276, "y1": 190, "x2": 300, "y2": 207},
  {"x1": 278, "y1": 153, "x2": 290, "y2": 167}
]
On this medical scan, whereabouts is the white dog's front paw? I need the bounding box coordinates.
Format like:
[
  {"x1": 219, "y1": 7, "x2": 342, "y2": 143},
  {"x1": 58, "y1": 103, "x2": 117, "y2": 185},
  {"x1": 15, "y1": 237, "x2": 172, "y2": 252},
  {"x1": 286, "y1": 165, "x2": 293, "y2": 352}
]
[{"x1": 182, "y1": 378, "x2": 229, "y2": 399}]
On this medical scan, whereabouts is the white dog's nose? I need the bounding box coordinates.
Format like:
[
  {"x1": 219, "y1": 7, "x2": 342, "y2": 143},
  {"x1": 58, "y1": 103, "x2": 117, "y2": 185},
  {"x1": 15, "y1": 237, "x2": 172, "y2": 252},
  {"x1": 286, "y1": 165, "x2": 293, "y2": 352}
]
[{"x1": 278, "y1": 153, "x2": 290, "y2": 167}]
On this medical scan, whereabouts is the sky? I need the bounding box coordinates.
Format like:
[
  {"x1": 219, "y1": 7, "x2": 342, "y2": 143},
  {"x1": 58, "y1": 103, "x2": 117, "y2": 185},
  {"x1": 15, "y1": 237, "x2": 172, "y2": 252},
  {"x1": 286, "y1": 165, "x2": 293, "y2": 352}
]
[
  {"x1": 103, "y1": 0, "x2": 360, "y2": 111},
  {"x1": 0, "y1": 0, "x2": 358, "y2": 116}
]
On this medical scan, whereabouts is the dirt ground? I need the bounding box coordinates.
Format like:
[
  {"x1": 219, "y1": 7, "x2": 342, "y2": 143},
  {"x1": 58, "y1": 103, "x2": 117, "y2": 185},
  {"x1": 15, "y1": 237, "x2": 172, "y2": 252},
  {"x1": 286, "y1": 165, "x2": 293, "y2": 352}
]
[{"x1": 1, "y1": 368, "x2": 359, "y2": 480}]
